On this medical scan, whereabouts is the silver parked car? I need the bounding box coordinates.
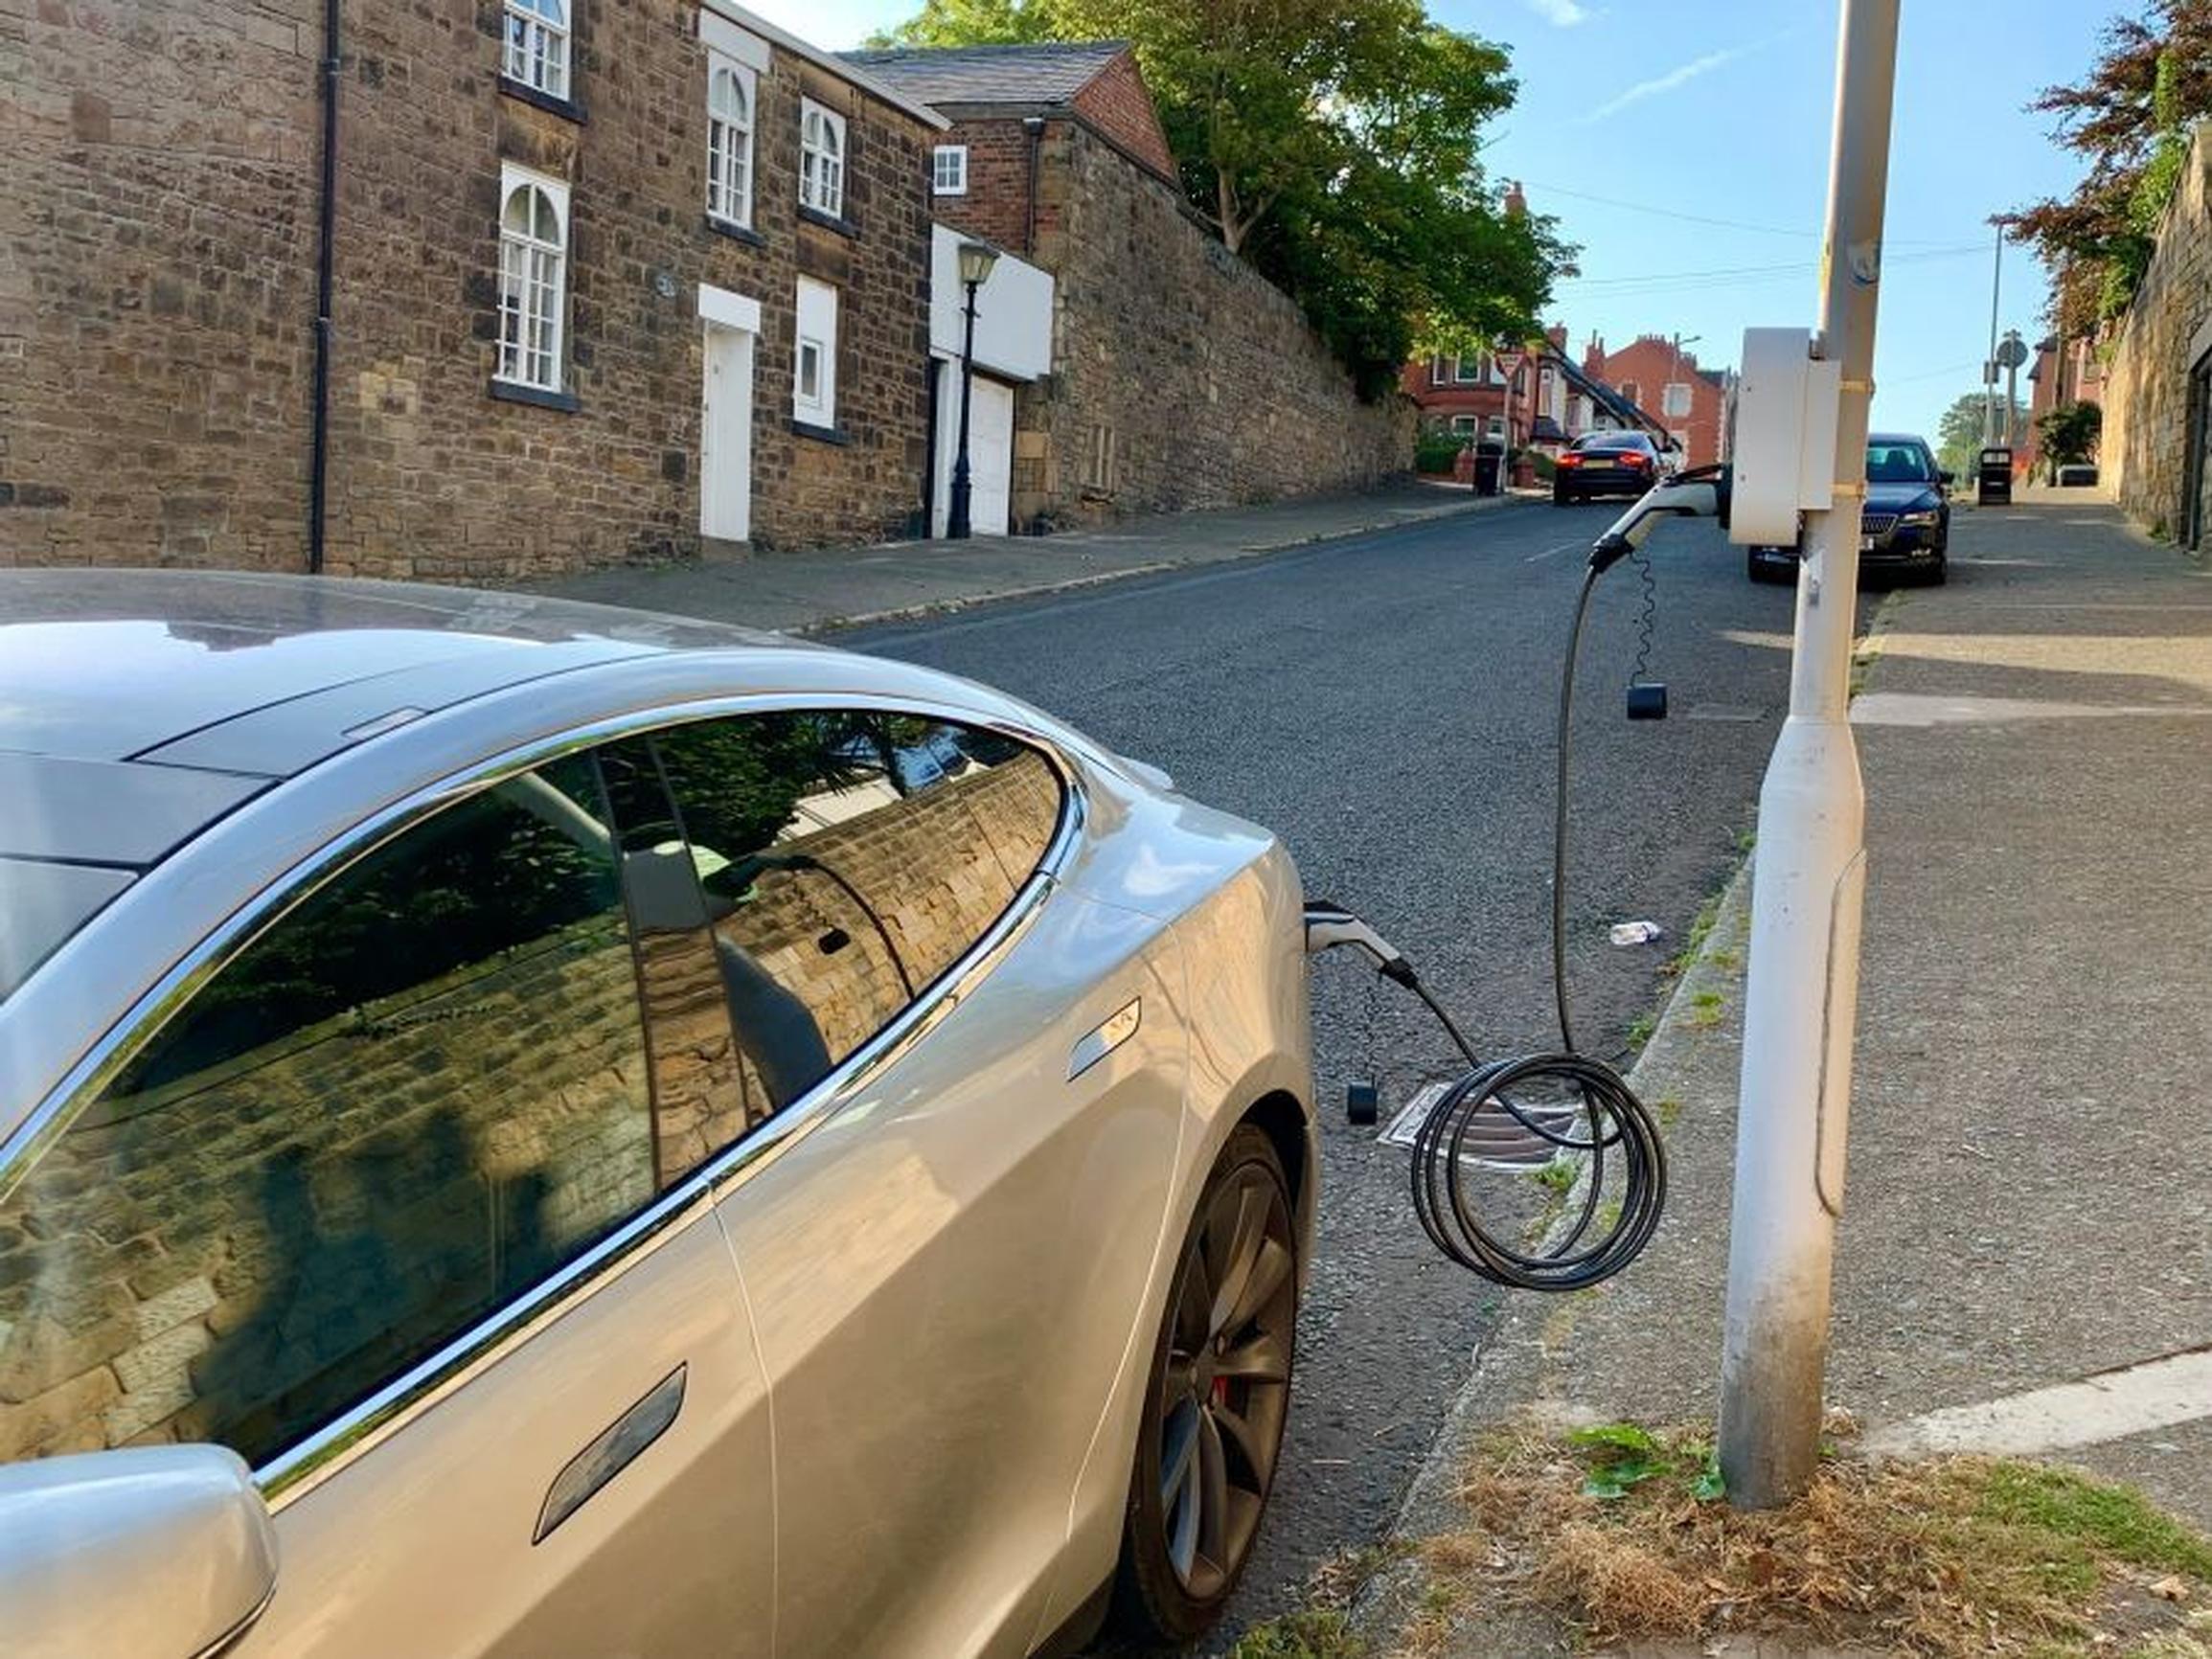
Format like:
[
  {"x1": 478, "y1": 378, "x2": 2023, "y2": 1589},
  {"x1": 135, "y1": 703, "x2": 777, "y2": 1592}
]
[{"x1": 0, "y1": 572, "x2": 1316, "y2": 1658}]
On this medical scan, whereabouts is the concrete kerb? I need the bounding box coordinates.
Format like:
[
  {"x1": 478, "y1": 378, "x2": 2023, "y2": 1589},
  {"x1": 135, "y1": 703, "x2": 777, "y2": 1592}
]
[
  {"x1": 795, "y1": 490, "x2": 1520, "y2": 637},
  {"x1": 1345, "y1": 854, "x2": 1759, "y2": 1652}
]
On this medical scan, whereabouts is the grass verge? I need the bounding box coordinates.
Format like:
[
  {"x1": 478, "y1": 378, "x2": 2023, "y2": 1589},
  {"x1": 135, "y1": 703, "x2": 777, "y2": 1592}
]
[{"x1": 1435, "y1": 1419, "x2": 2212, "y2": 1656}]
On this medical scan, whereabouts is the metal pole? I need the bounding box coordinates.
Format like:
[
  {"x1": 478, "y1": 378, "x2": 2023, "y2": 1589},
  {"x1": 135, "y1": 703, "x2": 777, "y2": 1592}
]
[
  {"x1": 947, "y1": 279, "x2": 978, "y2": 539},
  {"x1": 2004, "y1": 333, "x2": 2020, "y2": 448},
  {"x1": 1983, "y1": 218, "x2": 2004, "y2": 448},
  {"x1": 1718, "y1": 0, "x2": 1897, "y2": 1511}
]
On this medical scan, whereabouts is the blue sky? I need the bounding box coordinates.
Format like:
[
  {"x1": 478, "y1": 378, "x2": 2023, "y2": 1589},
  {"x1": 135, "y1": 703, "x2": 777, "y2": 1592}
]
[{"x1": 751, "y1": 0, "x2": 2112, "y2": 439}]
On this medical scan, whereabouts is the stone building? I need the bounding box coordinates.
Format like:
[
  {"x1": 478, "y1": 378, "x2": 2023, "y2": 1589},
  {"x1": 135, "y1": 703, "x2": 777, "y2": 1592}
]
[
  {"x1": 2100, "y1": 122, "x2": 2212, "y2": 552},
  {"x1": 846, "y1": 41, "x2": 1411, "y2": 530},
  {"x1": 4, "y1": 0, "x2": 946, "y2": 578},
  {"x1": 1581, "y1": 333, "x2": 1731, "y2": 469}
]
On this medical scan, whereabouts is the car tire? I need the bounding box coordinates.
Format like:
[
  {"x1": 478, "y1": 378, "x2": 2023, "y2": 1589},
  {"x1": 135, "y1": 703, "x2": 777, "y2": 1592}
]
[
  {"x1": 1110, "y1": 1124, "x2": 1298, "y2": 1648},
  {"x1": 1925, "y1": 552, "x2": 1949, "y2": 586}
]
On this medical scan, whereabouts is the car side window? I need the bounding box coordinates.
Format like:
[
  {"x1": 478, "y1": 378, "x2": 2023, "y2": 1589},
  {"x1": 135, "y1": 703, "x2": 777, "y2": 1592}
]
[
  {"x1": 0, "y1": 755, "x2": 657, "y2": 1471},
  {"x1": 641, "y1": 710, "x2": 1063, "y2": 1133}
]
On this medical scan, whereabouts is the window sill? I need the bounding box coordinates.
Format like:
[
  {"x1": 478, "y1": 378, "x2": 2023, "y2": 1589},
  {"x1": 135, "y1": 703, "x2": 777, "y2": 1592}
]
[
  {"x1": 797, "y1": 204, "x2": 857, "y2": 239},
  {"x1": 705, "y1": 215, "x2": 765, "y2": 249},
  {"x1": 498, "y1": 76, "x2": 586, "y2": 124},
  {"x1": 789, "y1": 419, "x2": 849, "y2": 445},
  {"x1": 490, "y1": 378, "x2": 581, "y2": 412}
]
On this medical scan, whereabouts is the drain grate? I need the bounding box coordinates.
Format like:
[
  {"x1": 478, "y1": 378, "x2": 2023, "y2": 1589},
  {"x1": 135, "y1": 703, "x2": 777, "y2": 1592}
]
[{"x1": 1379, "y1": 1080, "x2": 1585, "y2": 1170}]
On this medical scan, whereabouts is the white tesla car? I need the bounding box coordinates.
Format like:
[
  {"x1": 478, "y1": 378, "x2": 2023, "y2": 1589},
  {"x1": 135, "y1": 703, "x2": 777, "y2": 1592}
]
[{"x1": 0, "y1": 572, "x2": 1316, "y2": 1658}]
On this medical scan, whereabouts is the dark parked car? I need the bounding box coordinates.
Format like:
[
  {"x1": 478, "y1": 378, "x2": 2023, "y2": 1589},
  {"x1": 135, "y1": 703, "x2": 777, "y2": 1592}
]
[
  {"x1": 1552, "y1": 430, "x2": 1667, "y2": 504},
  {"x1": 1746, "y1": 432, "x2": 1952, "y2": 585}
]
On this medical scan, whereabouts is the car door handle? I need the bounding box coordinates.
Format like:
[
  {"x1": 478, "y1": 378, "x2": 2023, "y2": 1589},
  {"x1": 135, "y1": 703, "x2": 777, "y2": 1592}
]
[
  {"x1": 1068, "y1": 996, "x2": 1140, "y2": 1080},
  {"x1": 534, "y1": 1364, "x2": 688, "y2": 1544}
]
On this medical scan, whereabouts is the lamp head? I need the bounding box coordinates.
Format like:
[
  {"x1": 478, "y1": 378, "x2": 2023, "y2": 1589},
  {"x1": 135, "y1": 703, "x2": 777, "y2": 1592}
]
[{"x1": 956, "y1": 239, "x2": 1000, "y2": 287}]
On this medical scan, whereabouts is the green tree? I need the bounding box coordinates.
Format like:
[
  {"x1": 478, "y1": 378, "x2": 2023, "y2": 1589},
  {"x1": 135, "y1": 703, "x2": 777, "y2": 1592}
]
[
  {"x1": 2014, "y1": 2, "x2": 2212, "y2": 329},
  {"x1": 875, "y1": 0, "x2": 1565, "y2": 397},
  {"x1": 1936, "y1": 391, "x2": 2030, "y2": 480},
  {"x1": 2038, "y1": 400, "x2": 2104, "y2": 477}
]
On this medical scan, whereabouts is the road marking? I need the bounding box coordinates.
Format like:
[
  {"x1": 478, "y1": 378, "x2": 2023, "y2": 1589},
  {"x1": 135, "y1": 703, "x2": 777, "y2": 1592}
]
[
  {"x1": 1524, "y1": 539, "x2": 1582, "y2": 563},
  {"x1": 1860, "y1": 1346, "x2": 2212, "y2": 1459}
]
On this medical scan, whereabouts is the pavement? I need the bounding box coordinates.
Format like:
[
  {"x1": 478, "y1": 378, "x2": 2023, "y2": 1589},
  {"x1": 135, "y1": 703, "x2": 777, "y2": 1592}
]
[
  {"x1": 1352, "y1": 493, "x2": 2212, "y2": 1655},
  {"x1": 533, "y1": 478, "x2": 1525, "y2": 634}
]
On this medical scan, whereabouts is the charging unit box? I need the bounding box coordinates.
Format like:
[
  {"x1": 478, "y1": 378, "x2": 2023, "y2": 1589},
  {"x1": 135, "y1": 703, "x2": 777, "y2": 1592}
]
[{"x1": 1728, "y1": 329, "x2": 1841, "y2": 547}]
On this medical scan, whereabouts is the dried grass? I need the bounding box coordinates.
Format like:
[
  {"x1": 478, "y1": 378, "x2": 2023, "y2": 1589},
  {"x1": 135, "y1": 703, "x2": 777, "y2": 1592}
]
[{"x1": 1437, "y1": 1420, "x2": 2212, "y2": 1657}]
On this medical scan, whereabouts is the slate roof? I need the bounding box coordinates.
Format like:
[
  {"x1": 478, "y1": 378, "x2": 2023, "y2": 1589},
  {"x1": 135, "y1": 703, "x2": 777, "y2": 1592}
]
[{"x1": 839, "y1": 40, "x2": 1129, "y2": 107}]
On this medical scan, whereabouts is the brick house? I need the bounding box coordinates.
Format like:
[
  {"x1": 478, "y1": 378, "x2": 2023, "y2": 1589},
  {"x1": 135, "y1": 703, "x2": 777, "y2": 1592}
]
[
  {"x1": 1581, "y1": 333, "x2": 1730, "y2": 468},
  {"x1": 846, "y1": 40, "x2": 1410, "y2": 529},
  {"x1": 2019, "y1": 333, "x2": 2106, "y2": 479},
  {"x1": 4, "y1": 0, "x2": 946, "y2": 578}
]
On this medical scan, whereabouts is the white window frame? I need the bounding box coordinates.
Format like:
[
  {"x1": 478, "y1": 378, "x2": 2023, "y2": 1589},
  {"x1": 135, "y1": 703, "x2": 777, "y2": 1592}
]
[
  {"x1": 495, "y1": 164, "x2": 569, "y2": 394},
  {"x1": 503, "y1": 0, "x2": 571, "y2": 101},
  {"x1": 932, "y1": 144, "x2": 968, "y2": 195},
  {"x1": 1663, "y1": 380, "x2": 1693, "y2": 418},
  {"x1": 1448, "y1": 415, "x2": 1477, "y2": 436},
  {"x1": 1453, "y1": 355, "x2": 1483, "y2": 384},
  {"x1": 801, "y1": 100, "x2": 846, "y2": 219},
  {"x1": 1487, "y1": 415, "x2": 1508, "y2": 442},
  {"x1": 794, "y1": 276, "x2": 837, "y2": 426},
  {"x1": 706, "y1": 54, "x2": 755, "y2": 229}
]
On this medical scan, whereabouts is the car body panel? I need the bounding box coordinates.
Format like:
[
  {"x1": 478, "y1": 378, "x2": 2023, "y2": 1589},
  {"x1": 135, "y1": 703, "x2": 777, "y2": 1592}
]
[
  {"x1": 230, "y1": 1204, "x2": 773, "y2": 1658},
  {"x1": 719, "y1": 886, "x2": 1189, "y2": 1656}
]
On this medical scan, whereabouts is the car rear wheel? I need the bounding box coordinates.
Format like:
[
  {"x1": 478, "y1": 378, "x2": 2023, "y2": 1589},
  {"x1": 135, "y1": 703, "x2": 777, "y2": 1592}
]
[{"x1": 1111, "y1": 1125, "x2": 1297, "y2": 1647}]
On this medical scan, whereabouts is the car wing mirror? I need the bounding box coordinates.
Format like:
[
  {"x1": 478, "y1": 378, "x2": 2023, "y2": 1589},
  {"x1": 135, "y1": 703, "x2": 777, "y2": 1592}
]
[{"x1": 0, "y1": 1445, "x2": 278, "y2": 1659}]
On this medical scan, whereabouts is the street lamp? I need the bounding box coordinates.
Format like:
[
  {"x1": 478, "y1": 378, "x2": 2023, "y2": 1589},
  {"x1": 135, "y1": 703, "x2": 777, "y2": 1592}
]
[{"x1": 946, "y1": 239, "x2": 1001, "y2": 539}]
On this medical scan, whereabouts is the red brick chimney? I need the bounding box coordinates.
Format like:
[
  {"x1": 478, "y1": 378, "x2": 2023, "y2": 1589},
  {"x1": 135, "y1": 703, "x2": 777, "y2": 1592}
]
[
  {"x1": 1584, "y1": 334, "x2": 1608, "y2": 376},
  {"x1": 1545, "y1": 323, "x2": 1568, "y2": 352}
]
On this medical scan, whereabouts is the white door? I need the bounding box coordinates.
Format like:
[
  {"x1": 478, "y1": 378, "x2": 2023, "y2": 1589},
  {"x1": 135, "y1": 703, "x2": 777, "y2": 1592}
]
[
  {"x1": 933, "y1": 363, "x2": 1015, "y2": 536},
  {"x1": 701, "y1": 323, "x2": 753, "y2": 543}
]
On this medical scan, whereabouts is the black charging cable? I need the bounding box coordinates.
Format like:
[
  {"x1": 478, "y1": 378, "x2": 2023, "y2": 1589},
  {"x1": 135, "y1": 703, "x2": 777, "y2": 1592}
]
[{"x1": 1370, "y1": 556, "x2": 1670, "y2": 1292}]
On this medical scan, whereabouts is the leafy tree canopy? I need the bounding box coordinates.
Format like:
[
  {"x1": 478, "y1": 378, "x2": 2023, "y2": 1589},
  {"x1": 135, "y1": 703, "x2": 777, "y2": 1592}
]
[
  {"x1": 872, "y1": 0, "x2": 1569, "y2": 397},
  {"x1": 2014, "y1": 0, "x2": 2212, "y2": 331},
  {"x1": 1935, "y1": 391, "x2": 2030, "y2": 481}
]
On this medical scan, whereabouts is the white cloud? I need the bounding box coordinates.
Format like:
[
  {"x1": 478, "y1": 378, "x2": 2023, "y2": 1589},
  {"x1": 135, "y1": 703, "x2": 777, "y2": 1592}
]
[
  {"x1": 1526, "y1": 0, "x2": 1595, "y2": 24},
  {"x1": 1582, "y1": 44, "x2": 1754, "y2": 123}
]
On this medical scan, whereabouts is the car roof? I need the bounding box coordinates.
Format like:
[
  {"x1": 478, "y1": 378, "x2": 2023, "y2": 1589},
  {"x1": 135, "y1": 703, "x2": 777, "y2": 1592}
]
[
  {"x1": 0, "y1": 571, "x2": 818, "y2": 994},
  {"x1": 1867, "y1": 432, "x2": 1929, "y2": 446},
  {"x1": 0, "y1": 569, "x2": 797, "y2": 767}
]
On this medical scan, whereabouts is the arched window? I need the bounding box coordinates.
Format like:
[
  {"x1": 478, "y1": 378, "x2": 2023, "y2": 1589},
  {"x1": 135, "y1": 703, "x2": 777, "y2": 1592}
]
[
  {"x1": 800, "y1": 100, "x2": 845, "y2": 218},
  {"x1": 497, "y1": 170, "x2": 567, "y2": 392},
  {"x1": 502, "y1": 0, "x2": 570, "y2": 100},
  {"x1": 707, "y1": 61, "x2": 753, "y2": 227}
]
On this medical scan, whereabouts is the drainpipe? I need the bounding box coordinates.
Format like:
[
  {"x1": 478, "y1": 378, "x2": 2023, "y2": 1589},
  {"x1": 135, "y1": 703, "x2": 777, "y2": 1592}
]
[
  {"x1": 308, "y1": 0, "x2": 340, "y2": 575},
  {"x1": 1022, "y1": 116, "x2": 1043, "y2": 257}
]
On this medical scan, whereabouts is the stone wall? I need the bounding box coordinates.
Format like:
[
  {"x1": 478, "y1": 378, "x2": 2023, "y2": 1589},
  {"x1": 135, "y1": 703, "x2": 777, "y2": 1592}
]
[
  {"x1": 1016, "y1": 117, "x2": 1412, "y2": 526},
  {"x1": 3, "y1": 0, "x2": 938, "y2": 578},
  {"x1": 2100, "y1": 123, "x2": 2212, "y2": 544},
  {"x1": 0, "y1": 0, "x2": 323, "y2": 568},
  {"x1": 0, "y1": 752, "x2": 1059, "y2": 1468}
]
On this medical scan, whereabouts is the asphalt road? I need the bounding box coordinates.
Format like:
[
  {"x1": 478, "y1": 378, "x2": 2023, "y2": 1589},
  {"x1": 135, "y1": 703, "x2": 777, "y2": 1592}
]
[{"x1": 840, "y1": 500, "x2": 1865, "y2": 1648}]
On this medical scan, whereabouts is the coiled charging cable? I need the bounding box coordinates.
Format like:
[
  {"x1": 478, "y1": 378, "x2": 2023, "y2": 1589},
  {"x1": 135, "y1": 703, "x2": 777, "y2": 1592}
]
[{"x1": 1384, "y1": 558, "x2": 1670, "y2": 1291}]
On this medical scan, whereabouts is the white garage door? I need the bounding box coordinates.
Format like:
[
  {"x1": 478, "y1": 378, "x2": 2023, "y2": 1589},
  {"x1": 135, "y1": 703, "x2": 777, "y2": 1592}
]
[{"x1": 933, "y1": 366, "x2": 1015, "y2": 537}]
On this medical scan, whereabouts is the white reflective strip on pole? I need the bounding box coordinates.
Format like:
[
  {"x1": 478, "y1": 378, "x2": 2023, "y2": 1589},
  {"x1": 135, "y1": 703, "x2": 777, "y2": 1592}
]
[{"x1": 1718, "y1": 0, "x2": 1897, "y2": 1511}]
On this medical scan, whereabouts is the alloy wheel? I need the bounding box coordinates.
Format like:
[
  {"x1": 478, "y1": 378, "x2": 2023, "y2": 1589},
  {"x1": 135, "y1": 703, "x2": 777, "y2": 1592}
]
[{"x1": 1153, "y1": 1164, "x2": 1295, "y2": 1600}]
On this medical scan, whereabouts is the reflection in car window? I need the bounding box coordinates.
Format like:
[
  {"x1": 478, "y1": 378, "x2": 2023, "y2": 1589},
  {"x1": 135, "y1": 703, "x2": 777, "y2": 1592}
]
[
  {"x1": 0, "y1": 756, "x2": 656, "y2": 1469},
  {"x1": 647, "y1": 711, "x2": 1063, "y2": 1131}
]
